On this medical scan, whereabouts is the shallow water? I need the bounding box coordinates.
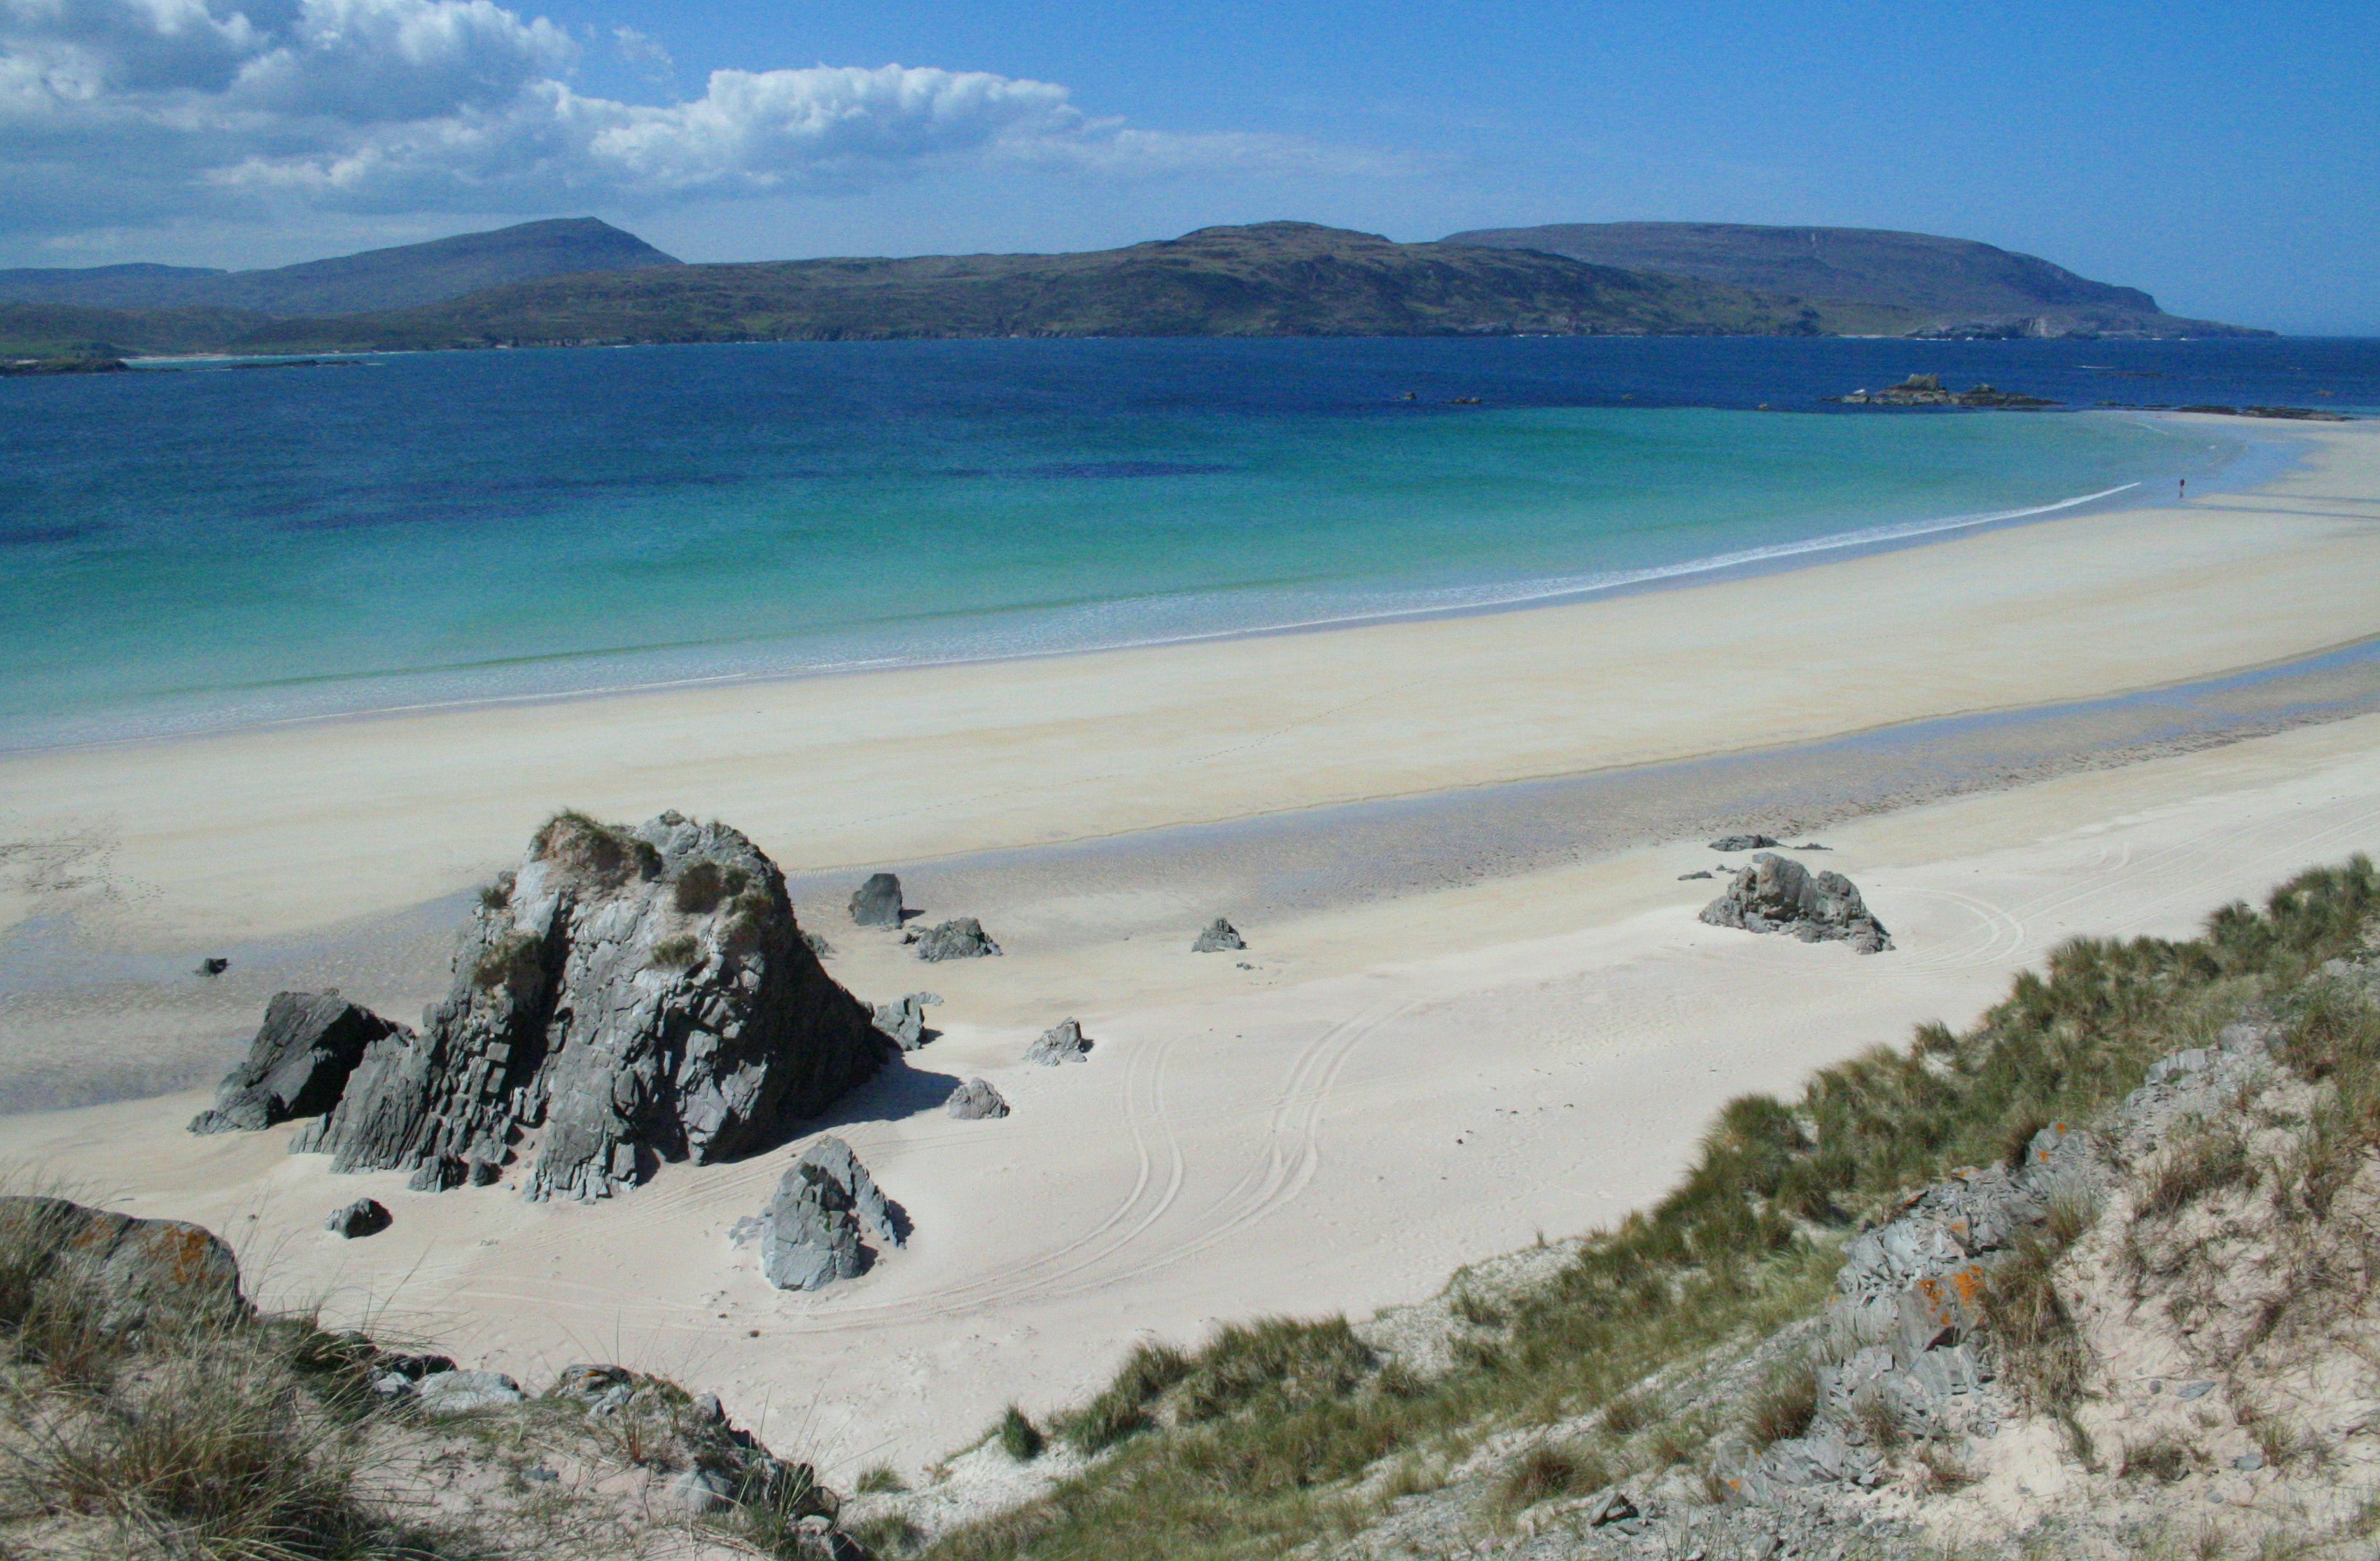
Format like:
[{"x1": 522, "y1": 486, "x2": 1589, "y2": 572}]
[{"x1": 3, "y1": 335, "x2": 2371, "y2": 750}]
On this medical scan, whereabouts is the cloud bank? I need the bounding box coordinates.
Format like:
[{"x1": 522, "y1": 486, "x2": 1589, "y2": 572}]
[{"x1": 0, "y1": 0, "x2": 1391, "y2": 235}]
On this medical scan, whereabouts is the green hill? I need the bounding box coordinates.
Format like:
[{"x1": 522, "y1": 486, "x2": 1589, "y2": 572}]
[
  {"x1": 1441, "y1": 221, "x2": 2267, "y2": 337},
  {"x1": 229, "y1": 222, "x2": 1842, "y2": 351},
  {"x1": 0, "y1": 218, "x2": 680, "y2": 318},
  {"x1": 0, "y1": 301, "x2": 276, "y2": 358}
]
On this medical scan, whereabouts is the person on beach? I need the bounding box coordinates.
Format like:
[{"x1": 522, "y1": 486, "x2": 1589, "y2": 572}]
[{"x1": 2180, "y1": 477, "x2": 2187, "y2": 500}]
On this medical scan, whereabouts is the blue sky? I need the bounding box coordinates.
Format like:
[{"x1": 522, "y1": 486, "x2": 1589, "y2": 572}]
[{"x1": 4, "y1": 0, "x2": 2373, "y2": 332}]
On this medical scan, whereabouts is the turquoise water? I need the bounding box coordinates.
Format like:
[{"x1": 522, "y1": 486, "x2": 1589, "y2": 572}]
[{"x1": 0, "y1": 336, "x2": 2309, "y2": 750}]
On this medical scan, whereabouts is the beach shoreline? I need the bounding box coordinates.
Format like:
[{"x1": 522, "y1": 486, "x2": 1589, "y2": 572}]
[
  {"x1": 0, "y1": 407, "x2": 2281, "y2": 758},
  {"x1": 0, "y1": 410, "x2": 2376, "y2": 1480}
]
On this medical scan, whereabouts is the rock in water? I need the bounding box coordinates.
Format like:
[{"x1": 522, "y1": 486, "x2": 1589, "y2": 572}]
[
  {"x1": 915, "y1": 917, "x2": 1001, "y2": 961},
  {"x1": 1025, "y1": 1018, "x2": 1094, "y2": 1065},
  {"x1": 291, "y1": 811, "x2": 886, "y2": 1201},
  {"x1": 190, "y1": 991, "x2": 405, "y2": 1135},
  {"x1": 326, "y1": 1198, "x2": 391, "y2": 1239},
  {"x1": 1709, "y1": 833, "x2": 1779, "y2": 853},
  {"x1": 870, "y1": 991, "x2": 942, "y2": 1051},
  {"x1": 0, "y1": 1196, "x2": 245, "y2": 1335},
  {"x1": 849, "y1": 872, "x2": 905, "y2": 927},
  {"x1": 1699, "y1": 853, "x2": 1892, "y2": 953},
  {"x1": 762, "y1": 1136, "x2": 902, "y2": 1292},
  {"x1": 1191, "y1": 916, "x2": 1246, "y2": 953},
  {"x1": 946, "y1": 1078, "x2": 1009, "y2": 1119}
]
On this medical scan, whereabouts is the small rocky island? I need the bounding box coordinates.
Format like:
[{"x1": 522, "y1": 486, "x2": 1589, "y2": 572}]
[
  {"x1": 193, "y1": 811, "x2": 889, "y2": 1200},
  {"x1": 1830, "y1": 373, "x2": 2057, "y2": 409}
]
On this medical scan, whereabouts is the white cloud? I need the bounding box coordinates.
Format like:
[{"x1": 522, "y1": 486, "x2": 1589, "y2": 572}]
[
  {"x1": 610, "y1": 23, "x2": 667, "y2": 84},
  {"x1": 0, "y1": 0, "x2": 1404, "y2": 236}
]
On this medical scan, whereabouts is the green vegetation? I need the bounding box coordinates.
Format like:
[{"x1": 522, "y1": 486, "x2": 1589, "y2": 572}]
[
  {"x1": 997, "y1": 1406, "x2": 1044, "y2": 1462},
  {"x1": 0, "y1": 1198, "x2": 458, "y2": 1558},
  {"x1": 647, "y1": 934, "x2": 699, "y2": 971},
  {"x1": 528, "y1": 810, "x2": 660, "y2": 888},
  {"x1": 922, "y1": 855, "x2": 2380, "y2": 1561},
  {"x1": 671, "y1": 861, "x2": 750, "y2": 916},
  {"x1": 470, "y1": 931, "x2": 544, "y2": 994}
]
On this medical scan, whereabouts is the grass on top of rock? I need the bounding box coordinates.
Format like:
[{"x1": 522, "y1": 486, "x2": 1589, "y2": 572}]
[
  {"x1": 531, "y1": 809, "x2": 662, "y2": 888},
  {"x1": 671, "y1": 860, "x2": 751, "y2": 916},
  {"x1": 918, "y1": 854, "x2": 2380, "y2": 1561}
]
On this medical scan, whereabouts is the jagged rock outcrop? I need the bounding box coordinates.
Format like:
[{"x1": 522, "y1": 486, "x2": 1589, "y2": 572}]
[
  {"x1": 946, "y1": 1078, "x2": 1009, "y2": 1119},
  {"x1": 1699, "y1": 852, "x2": 1891, "y2": 953},
  {"x1": 1716, "y1": 1017, "x2": 2278, "y2": 1513},
  {"x1": 1191, "y1": 917, "x2": 1246, "y2": 953},
  {"x1": 871, "y1": 991, "x2": 942, "y2": 1051},
  {"x1": 850, "y1": 872, "x2": 905, "y2": 927},
  {"x1": 914, "y1": 916, "x2": 1000, "y2": 962},
  {"x1": 290, "y1": 811, "x2": 887, "y2": 1201},
  {"x1": 761, "y1": 1135, "x2": 902, "y2": 1292},
  {"x1": 1709, "y1": 833, "x2": 1779, "y2": 852},
  {"x1": 0, "y1": 1196, "x2": 245, "y2": 1334},
  {"x1": 189, "y1": 991, "x2": 404, "y2": 1134},
  {"x1": 326, "y1": 1198, "x2": 391, "y2": 1239},
  {"x1": 1025, "y1": 1018, "x2": 1093, "y2": 1065}
]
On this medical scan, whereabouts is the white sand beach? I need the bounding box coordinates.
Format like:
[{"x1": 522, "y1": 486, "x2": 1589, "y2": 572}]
[{"x1": 2, "y1": 412, "x2": 2379, "y2": 1476}]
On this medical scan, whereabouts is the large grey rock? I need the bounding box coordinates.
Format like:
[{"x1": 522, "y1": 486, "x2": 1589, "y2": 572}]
[
  {"x1": 915, "y1": 917, "x2": 1001, "y2": 962},
  {"x1": 870, "y1": 991, "x2": 942, "y2": 1051},
  {"x1": 946, "y1": 1078, "x2": 1009, "y2": 1119},
  {"x1": 415, "y1": 1368, "x2": 525, "y2": 1415},
  {"x1": 1699, "y1": 853, "x2": 1891, "y2": 953},
  {"x1": 290, "y1": 812, "x2": 886, "y2": 1203},
  {"x1": 1024, "y1": 1018, "x2": 1093, "y2": 1066},
  {"x1": 326, "y1": 1198, "x2": 391, "y2": 1239},
  {"x1": 1191, "y1": 917, "x2": 1246, "y2": 953},
  {"x1": 0, "y1": 1196, "x2": 246, "y2": 1335},
  {"x1": 762, "y1": 1136, "x2": 902, "y2": 1292},
  {"x1": 849, "y1": 872, "x2": 905, "y2": 928},
  {"x1": 189, "y1": 991, "x2": 404, "y2": 1135}
]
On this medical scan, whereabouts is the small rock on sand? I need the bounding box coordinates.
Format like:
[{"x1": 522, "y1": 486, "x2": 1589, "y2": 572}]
[
  {"x1": 762, "y1": 1135, "x2": 903, "y2": 1292},
  {"x1": 849, "y1": 872, "x2": 905, "y2": 927},
  {"x1": 1699, "y1": 852, "x2": 1891, "y2": 953},
  {"x1": 1708, "y1": 833, "x2": 1779, "y2": 853},
  {"x1": 1191, "y1": 917, "x2": 1247, "y2": 953},
  {"x1": 916, "y1": 917, "x2": 1001, "y2": 961},
  {"x1": 326, "y1": 1198, "x2": 391, "y2": 1239},
  {"x1": 947, "y1": 1078, "x2": 1011, "y2": 1119},
  {"x1": 1025, "y1": 1018, "x2": 1093, "y2": 1065}
]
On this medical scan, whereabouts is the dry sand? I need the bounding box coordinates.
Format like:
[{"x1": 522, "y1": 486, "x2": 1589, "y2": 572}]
[{"x1": 1, "y1": 414, "x2": 2378, "y2": 1480}]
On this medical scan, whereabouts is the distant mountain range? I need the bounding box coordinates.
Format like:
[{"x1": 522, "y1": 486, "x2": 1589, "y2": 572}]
[
  {"x1": 0, "y1": 218, "x2": 679, "y2": 318},
  {"x1": 1441, "y1": 222, "x2": 2252, "y2": 339},
  {"x1": 0, "y1": 216, "x2": 2265, "y2": 360},
  {"x1": 234, "y1": 223, "x2": 1837, "y2": 352}
]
